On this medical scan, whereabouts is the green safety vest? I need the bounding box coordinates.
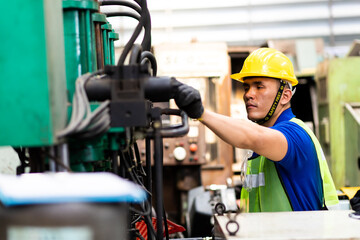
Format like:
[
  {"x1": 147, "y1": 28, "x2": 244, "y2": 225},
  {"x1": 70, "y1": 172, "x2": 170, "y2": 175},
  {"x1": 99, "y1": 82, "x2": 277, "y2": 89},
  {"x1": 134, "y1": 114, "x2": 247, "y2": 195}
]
[{"x1": 240, "y1": 118, "x2": 339, "y2": 212}]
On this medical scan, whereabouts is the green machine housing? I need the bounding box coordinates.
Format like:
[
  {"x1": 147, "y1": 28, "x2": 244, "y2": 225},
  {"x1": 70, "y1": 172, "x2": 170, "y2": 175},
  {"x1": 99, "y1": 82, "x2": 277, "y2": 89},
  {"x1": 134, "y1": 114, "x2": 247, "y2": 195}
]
[
  {"x1": 316, "y1": 56, "x2": 360, "y2": 188},
  {"x1": 0, "y1": 0, "x2": 122, "y2": 172},
  {"x1": 62, "y1": 0, "x2": 122, "y2": 172},
  {"x1": 0, "y1": 0, "x2": 67, "y2": 147}
]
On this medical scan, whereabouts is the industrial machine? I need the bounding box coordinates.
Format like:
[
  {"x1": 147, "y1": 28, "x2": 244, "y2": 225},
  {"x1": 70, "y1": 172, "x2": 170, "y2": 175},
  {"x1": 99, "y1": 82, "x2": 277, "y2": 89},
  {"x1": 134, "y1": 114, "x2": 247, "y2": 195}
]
[
  {"x1": 0, "y1": 0, "x2": 198, "y2": 239},
  {"x1": 315, "y1": 53, "x2": 360, "y2": 188}
]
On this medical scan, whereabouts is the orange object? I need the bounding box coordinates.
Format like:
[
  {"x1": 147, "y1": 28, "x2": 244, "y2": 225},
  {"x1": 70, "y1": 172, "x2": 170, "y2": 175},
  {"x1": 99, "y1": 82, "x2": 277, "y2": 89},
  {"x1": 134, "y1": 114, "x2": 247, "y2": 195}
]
[
  {"x1": 135, "y1": 217, "x2": 185, "y2": 240},
  {"x1": 189, "y1": 143, "x2": 198, "y2": 152}
]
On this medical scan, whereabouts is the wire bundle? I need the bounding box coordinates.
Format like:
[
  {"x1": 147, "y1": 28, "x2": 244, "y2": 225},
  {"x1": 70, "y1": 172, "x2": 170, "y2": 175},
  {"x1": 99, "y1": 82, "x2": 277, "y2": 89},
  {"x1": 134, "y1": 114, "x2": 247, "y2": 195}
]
[
  {"x1": 57, "y1": 71, "x2": 111, "y2": 139},
  {"x1": 120, "y1": 145, "x2": 157, "y2": 239},
  {"x1": 100, "y1": 0, "x2": 157, "y2": 75}
]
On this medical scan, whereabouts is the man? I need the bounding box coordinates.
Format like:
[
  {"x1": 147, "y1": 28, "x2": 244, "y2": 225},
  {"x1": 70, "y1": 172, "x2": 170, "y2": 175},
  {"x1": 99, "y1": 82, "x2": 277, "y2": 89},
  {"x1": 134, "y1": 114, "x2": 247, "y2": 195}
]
[{"x1": 174, "y1": 48, "x2": 338, "y2": 212}]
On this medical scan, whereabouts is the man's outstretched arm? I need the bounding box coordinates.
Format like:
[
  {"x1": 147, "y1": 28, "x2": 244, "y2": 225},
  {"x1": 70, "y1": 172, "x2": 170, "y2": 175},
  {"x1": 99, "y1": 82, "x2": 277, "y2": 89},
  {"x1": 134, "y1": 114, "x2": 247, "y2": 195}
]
[
  {"x1": 173, "y1": 82, "x2": 288, "y2": 161},
  {"x1": 200, "y1": 109, "x2": 288, "y2": 161}
]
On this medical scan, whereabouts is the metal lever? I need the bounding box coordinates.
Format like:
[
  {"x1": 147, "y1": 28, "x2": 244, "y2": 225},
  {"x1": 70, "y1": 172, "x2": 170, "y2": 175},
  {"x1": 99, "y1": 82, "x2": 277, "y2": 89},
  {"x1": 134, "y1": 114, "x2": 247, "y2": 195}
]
[{"x1": 160, "y1": 108, "x2": 189, "y2": 138}]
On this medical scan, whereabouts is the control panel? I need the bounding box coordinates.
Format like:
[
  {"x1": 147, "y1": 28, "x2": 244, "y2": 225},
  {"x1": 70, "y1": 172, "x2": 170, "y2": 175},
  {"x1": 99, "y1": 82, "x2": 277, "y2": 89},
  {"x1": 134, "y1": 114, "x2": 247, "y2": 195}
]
[{"x1": 137, "y1": 123, "x2": 206, "y2": 166}]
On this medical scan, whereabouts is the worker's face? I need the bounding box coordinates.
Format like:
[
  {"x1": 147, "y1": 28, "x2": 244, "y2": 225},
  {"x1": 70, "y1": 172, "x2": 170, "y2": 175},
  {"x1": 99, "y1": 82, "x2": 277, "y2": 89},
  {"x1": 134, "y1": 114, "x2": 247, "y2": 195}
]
[{"x1": 242, "y1": 77, "x2": 280, "y2": 122}]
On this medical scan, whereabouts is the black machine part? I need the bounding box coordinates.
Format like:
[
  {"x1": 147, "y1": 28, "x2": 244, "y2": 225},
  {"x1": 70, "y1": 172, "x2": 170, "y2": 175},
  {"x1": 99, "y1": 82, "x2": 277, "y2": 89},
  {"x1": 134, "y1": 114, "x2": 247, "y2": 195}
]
[
  {"x1": 85, "y1": 65, "x2": 184, "y2": 130},
  {"x1": 85, "y1": 73, "x2": 178, "y2": 103},
  {"x1": 0, "y1": 203, "x2": 128, "y2": 240}
]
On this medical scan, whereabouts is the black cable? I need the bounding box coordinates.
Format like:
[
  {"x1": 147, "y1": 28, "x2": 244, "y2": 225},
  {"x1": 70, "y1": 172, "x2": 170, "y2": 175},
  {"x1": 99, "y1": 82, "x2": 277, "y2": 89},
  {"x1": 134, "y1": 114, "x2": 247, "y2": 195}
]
[
  {"x1": 29, "y1": 148, "x2": 46, "y2": 173},
  {"x1": 105, "y1": 11, "x2": 140, "y2": 20},
  {"x1": 100, "y1": 0, "x2": 151, "y2": 51},
  {"x1": 135, "y1": 231, "x2": 146, "y2": 240},
  {"x1": 120, "y1": 146, "x2": 156, "y2": 239},
  {"x1": 133, "y1": 141, "x2": 146, "y2": 176},
  {"x1": 131, "y1": 214, "x2": 143, "y2": 225},
  {"x1": 117, "y1": 0, "x2": 146, "y2": 66},
  {"x1": 135, "y1": 214, "x2": 156, "y2": 240},
  {"x1": 128, "y1": 145, "x2": 144, "y2": 181},
  {"x1": 163, "y1": 207, "x2": 169, "y2": 240},
  {"x1": 141, "y1": 51, "x2": 157, "y2": 76},
  {"x1": 127, "y1": 146, "x2": 139, "y2": 176},
  {"x1": 121, "y1": 150, "x2": 152, "y2": 196},
  {"x1": 139, "y1": 0, "x2": 151, "y2": 51},
  {"x1": 117, "y1": 18, "x2": 143, "y2": 66},
  {"x1": 144, "y1": 215, "x2": 156, "y2": 239},
  {"x1": 100, "y1": 0, "x2": 142, "y2": 14},
  {"x1": 129, "y1": 44, "x2": 143, "y2": 64},
  {"x1": 128, "y1": 193, "x2": 156, "y2": 238},
  {"x1": 129, "y1": 202, "x2": 151, "y2": 216},
  {"x1": 14, "y1": 147, "x2": 28, "y2": 175},
  {"x1": 134, "y1": 201, "x2": 157, "y2": 239},
  {"x1": 101, "y1": 0, "x2": 152, "y2": 64},
  {"x1": 125, "y1": 0, "x2": 151, "y2": 51}
]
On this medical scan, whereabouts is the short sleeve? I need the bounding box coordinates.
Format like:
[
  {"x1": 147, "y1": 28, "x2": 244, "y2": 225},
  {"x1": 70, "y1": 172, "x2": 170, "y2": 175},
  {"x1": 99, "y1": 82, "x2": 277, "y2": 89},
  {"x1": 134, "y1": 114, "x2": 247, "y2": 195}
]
[{"x1": 271, "y1": 121, "x2": 316, "y2": 169}]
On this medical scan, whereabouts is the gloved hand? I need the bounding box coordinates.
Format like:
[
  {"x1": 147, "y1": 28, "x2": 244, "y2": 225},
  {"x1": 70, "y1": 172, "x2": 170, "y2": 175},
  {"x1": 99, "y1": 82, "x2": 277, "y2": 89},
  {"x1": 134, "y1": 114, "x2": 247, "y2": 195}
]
[{"x1": 171, "y1": 79, "x2": 204, "y2": 119}]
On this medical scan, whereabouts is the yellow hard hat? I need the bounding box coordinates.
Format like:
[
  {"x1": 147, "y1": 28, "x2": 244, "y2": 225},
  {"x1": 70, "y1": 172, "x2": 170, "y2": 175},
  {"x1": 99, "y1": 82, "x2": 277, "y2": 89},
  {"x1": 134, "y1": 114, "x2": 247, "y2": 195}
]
[{"x1": 230, "y1": 48, "x2": 298, "y2": 86}]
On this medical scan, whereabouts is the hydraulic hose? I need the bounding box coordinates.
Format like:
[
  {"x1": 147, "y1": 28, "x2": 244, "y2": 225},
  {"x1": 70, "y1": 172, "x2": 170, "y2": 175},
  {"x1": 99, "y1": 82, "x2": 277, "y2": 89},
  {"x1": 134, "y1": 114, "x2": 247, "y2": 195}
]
[
  {"x1": 129, "y1": 44, "x2": 143, "y2": 64},
  {"x1": 100, "y1": 0, "x2": 142, "y2": 14},
  {"x1": 105, "y1": 12, "x2": 140, "y2": 21},
  {"x1": 141, "y1": 51, "x2": 157, "y2": 76}
]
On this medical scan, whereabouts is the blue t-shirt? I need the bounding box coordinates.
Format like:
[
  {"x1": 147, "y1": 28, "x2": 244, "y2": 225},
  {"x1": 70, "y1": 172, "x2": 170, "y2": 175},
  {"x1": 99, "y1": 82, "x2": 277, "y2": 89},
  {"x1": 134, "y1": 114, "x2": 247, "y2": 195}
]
[{"x1": 253, "y1": 108, "x2": 324, "y2": 211}]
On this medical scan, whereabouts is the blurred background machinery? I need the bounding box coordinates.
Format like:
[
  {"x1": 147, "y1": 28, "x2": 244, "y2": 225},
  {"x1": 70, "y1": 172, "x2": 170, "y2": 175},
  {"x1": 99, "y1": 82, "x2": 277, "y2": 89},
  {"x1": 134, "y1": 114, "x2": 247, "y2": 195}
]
[{"x1": 315, "y1": 44, "x2": 360, "y2": 188}]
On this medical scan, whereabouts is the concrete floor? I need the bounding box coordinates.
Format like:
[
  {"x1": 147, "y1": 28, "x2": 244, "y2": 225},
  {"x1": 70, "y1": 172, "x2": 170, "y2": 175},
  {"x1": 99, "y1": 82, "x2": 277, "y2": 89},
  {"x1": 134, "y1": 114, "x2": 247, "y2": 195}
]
[{"x1": 0, "y1": 146, "x2": 20, "y2": 175}]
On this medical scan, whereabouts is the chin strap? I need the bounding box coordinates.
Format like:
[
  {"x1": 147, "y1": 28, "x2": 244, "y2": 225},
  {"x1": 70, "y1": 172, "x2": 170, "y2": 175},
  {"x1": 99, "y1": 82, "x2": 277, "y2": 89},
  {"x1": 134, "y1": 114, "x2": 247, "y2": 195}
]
[{"x1": 256, "y1": 80, "x2": 287, "y2": 125}]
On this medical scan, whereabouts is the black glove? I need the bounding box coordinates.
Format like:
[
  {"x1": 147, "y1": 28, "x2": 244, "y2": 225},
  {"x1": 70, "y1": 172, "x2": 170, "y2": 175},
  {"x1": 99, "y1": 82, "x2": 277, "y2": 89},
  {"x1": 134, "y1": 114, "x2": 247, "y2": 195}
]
[
  {"x1": 173, "y1": 82, "x2": 204, "y2": 119},
  {"x1": 350, "y1": 189, "x2": 360, "y2": 211}
]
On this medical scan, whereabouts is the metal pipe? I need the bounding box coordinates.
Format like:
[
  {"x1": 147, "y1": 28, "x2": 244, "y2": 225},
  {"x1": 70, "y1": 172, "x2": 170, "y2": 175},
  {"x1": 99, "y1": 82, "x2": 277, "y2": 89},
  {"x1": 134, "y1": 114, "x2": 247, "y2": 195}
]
[
  {"x1": 49, "y1": 146, "x2": 56, "y2": 172},
  {"x1": 112, "y1": 150, "x2": 119, "y2": 175},
  {"x1": 145, "y1": 137, "x2": 153, "y2": 240},
  {"x1": 153, "y1": 116, "x2": 164, "y2": 240},
  {"x1": 85, "y1": 10, "x2": 94, "y2": 72},
  {"x1": 95, "y1": 23, "x2": 104, "y2": 69},
  {"x1": 84, "y1": 76, "x2": 175, "y2": 102},
  {"x1": 57, "y1": 143, "x2": 70, "y2": 172}
]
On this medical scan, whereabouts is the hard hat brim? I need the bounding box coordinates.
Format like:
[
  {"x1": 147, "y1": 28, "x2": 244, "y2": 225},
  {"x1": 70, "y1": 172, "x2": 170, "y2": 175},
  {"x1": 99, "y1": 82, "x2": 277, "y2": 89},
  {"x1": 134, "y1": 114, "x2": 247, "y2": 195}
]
[{"x1": 230, "y1": 72, "x2": 298, "y2": 86}]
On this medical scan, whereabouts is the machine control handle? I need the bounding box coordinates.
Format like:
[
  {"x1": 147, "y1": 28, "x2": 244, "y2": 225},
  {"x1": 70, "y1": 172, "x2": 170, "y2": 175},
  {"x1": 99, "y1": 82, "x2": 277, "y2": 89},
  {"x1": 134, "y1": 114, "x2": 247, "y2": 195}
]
[{"x1": 159, "y1": 109, "x2": 189, "y2": 138}]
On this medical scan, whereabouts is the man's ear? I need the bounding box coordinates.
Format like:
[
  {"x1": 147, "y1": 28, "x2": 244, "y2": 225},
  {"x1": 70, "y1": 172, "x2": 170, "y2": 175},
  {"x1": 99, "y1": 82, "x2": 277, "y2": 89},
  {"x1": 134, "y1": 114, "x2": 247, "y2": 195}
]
[{"x1": 280, "y1": 88, "x2": 292, "y2": 105}]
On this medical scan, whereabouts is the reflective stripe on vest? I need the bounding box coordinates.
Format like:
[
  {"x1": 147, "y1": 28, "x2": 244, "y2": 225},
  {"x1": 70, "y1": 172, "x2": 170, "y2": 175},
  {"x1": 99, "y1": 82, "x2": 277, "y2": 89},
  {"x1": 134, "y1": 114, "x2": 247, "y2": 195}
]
[
  {"x1": 240, "y1": 118, "x2": 339, "y2": 212},
  {"x1": 244, "y1": 172, "x2": 265, "y2": 189},
  {"x1": 241, "y1": 155, "x2": 293, "y2": 212}
]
